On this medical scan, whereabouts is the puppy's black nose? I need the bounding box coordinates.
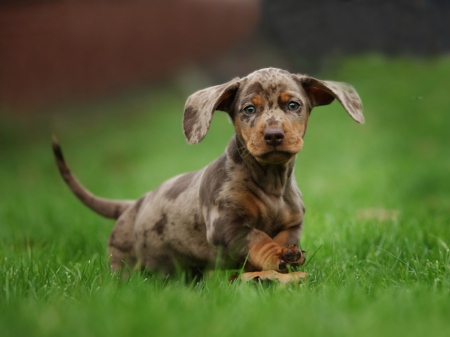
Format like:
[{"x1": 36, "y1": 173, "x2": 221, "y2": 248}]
[{"x1": 264, "y1": 128, "x2": 284, "y2": 146}]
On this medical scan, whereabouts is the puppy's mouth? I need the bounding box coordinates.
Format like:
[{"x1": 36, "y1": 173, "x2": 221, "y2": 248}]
[{"x1": 257, "y1": 150, "x2": 296, "y2": 164}]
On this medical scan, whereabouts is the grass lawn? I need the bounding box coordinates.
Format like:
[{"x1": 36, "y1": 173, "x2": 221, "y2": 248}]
[{"x1": 1, "y1": 56, "x2": 449, "y2": 337}]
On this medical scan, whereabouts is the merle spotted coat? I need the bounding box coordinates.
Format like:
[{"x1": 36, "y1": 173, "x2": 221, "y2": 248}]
[{"x1": 53, "y1": 68, "x2": 364, "y2": 278}]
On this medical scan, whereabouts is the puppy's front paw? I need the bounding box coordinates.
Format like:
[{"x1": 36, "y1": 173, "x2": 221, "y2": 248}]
[
  {"x1": 279, "y1": 245, "x2": 306, "y2": 272},
  {"x1": 282, "y1": 244, "x2": 301, "y2": 262}
]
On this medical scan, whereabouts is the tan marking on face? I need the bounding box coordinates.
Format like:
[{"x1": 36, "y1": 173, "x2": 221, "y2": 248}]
[
  {"x1": 251, "y1": 95, "x2": 263, "y2": 107},
  {"x1": 280, "y1": 92, "x2": 291, "y2": 103}
]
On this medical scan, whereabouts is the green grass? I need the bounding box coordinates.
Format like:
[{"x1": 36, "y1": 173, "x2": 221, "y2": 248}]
[{"x1": 1, "y1": 56, "x2": 449, "y2": 337}]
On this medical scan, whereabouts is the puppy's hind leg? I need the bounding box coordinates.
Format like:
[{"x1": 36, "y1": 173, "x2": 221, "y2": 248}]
[{"x1": 108, "y1": 204, "x2": 139, "y2": 273}]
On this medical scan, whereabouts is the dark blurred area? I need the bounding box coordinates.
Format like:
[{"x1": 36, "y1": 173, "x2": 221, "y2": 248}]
[
  {"x1": 262, "y1": 0, "x2": 450, "y2": 58},
  {"x1": 0, "y1": 0, "x2": 449, "y2": 112}
]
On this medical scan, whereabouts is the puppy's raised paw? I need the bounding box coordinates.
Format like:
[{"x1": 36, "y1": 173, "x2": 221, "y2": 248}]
[
  {"x1": 279, "y1": 245, "x2": 306, "y2": 271},
  {"x1": 282, "y1": 244, "x2": 301, "y2": 262}
]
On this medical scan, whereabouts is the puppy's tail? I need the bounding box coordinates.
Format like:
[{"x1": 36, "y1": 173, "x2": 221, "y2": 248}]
[{"x1": 52, "y1": 136, "x2": 134, "y2": 220}]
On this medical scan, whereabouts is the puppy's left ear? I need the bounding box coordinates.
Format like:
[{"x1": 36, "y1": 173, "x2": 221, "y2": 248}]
[
  {"x1": 295, "y1": 75, "x2": 364, "y2": 124},
  {"x1": 183, "y1": 78, "x2": 240, "y2": 144}
]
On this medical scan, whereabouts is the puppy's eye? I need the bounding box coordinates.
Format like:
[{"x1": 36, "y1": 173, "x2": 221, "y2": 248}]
[
  {"x1": 287, "y1": 101, "x2": 301, "y2": 111},
  {"x1": 243, "y1": 105, "x2": 257, "y2": 115}
]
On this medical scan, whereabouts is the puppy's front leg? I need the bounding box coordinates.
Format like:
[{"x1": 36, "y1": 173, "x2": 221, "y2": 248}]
[
  {"x1": 247, "y1": 229, "x2": 305, "y2": 272},
  {"x1": 247, "y1": 231, "x2": 292, "y2": 271},
  {"x1": 213, "y1": 224, "x2": 298, "y2": 272},
  {"x1": 237, "y1": 227, "x2": 307, "y2": 283}
]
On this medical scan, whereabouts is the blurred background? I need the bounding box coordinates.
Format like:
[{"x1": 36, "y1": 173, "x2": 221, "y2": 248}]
[{"x1": 1, "y1": 0, "x2": 449, "y2": 112}]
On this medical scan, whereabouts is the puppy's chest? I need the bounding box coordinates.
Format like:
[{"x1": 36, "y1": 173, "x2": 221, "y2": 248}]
[{"x1": 253, "y1": 197, "x2": 304, "y2": 236}]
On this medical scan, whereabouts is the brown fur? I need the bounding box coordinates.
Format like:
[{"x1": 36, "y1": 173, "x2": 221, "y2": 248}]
[{"x1": 52, "y1": 68, "x2": 364, "y2": 278}]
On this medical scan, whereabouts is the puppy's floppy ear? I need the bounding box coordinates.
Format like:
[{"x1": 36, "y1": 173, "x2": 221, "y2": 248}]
[
  {"x1": 183, "y1": 77, "x2": 240, "y2": 144},
  {"x1": 294, "y1": 75, "x2": 364, "y2": 124}
]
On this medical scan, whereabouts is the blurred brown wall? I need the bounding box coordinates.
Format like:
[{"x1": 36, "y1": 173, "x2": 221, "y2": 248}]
[{"x1": 0, "y1": 0, "x2": 259, "y2": 111}]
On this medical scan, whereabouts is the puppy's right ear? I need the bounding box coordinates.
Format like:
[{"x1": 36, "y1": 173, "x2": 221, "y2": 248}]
[{"x1": 183, "y1": 77, "x2": 240, "y2": 144}]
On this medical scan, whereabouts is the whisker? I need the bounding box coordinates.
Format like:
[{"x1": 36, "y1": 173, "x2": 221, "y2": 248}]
[{"x1": 236, "y1": 143, "x2": 251, "y2": 160}]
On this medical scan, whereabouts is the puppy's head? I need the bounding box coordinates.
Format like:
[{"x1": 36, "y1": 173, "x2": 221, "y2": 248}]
[{"x1": 183, "y1": 68, "x2": 364, "y2": 164}]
